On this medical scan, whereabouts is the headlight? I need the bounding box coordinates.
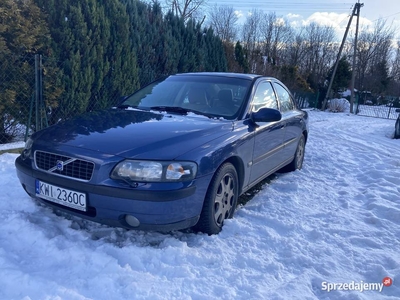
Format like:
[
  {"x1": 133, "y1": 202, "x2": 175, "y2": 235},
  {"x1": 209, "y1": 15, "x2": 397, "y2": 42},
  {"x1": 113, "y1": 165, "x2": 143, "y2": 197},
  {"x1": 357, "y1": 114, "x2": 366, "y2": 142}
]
[
  {"x1": 21, "y1": 137, "x2": 33, "y2": 159},
  {"x1": 111, "y1": 160, "x2": 197, "y2": 182}
]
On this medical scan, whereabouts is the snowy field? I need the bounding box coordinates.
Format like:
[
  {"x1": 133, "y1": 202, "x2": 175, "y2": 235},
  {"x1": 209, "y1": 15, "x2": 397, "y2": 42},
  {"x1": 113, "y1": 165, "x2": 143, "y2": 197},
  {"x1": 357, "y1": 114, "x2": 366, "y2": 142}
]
[
  {"x1": 0, "y1": 141, "x2": 24, "y2": 151},
  {"x1": 0, "y1": 110, "x2": 399, "y2": 300}
]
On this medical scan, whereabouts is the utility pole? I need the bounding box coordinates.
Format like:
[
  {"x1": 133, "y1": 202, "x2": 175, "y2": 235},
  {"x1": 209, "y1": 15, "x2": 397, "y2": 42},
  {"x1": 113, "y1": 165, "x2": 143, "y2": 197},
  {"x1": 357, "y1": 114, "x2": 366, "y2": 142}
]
[
  {"x1": 349, "y1": 1, "x2": 363, "y2": 113},
  {"x1": 321, "y1": 2, "x2": 363, "y2": 111}
]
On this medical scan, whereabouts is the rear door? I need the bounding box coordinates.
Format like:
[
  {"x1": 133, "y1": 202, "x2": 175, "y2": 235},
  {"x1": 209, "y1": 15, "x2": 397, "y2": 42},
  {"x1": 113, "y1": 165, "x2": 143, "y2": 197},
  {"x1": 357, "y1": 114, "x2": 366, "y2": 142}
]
[
  {"x1": 248, "y1": 80, "x2": 286, "y2": 184},
  {"x1": 272, "y1": 81, "x2": 303, "y2": 161}
]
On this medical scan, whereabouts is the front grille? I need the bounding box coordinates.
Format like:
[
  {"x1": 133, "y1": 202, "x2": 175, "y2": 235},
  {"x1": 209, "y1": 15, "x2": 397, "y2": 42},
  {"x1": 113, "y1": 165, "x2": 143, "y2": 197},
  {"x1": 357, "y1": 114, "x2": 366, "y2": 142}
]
[{"x1": 35, "y1": 151, "x2": 94, "y2": 181}]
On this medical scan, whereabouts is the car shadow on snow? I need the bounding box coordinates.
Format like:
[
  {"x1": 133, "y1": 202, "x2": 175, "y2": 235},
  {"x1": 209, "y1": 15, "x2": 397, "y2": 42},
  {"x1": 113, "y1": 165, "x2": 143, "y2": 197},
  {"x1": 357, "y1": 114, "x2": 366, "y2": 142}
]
[
  {"x1": 237, "y1": 173, "x2": 278, "y2": 206},
  {"x1": 39, "y1": 172, "x2": 281, "y2": 248}
]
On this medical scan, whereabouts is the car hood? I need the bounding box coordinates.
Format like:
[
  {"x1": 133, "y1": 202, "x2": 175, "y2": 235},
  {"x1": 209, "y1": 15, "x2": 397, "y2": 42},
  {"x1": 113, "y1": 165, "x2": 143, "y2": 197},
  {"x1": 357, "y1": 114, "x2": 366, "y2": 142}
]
[{"x1": 34, "y1": 109, "x2": 233, "y2": 159}]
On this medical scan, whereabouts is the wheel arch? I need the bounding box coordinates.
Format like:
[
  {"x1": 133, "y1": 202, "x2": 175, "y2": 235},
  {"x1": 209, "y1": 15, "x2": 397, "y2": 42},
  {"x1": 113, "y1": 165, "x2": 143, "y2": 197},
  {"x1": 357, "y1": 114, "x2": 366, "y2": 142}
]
[
  {"x1": 303, "y1": 130, "x2": 308, "y2": 143},
  {"x1": 222, "y1": 156, "x2": 245, "y2": 196}
]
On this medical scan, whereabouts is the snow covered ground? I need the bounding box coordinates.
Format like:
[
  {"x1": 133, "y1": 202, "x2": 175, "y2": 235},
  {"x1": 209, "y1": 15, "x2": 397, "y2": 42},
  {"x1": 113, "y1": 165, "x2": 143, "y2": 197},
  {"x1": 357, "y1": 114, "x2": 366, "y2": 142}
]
[
  {"x1": 0, "y1": 141, "x2": 24, "y2": 151},
  {"x1": 0, "y1": 110, "x2": 399, "y2": 300}
]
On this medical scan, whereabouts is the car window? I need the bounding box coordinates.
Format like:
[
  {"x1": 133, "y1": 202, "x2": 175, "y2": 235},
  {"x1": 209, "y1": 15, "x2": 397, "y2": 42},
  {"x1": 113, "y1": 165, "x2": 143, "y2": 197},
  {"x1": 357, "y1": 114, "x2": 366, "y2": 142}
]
[
  {"x1": 123, "y1": 78, "x2": 182, "y2": 107},
  {"x1": 273, "y1": 82, "x2": 295, "y2": 112},
  {"x1": 251, "y1": 81, "x2": 278, "y2": 112}
]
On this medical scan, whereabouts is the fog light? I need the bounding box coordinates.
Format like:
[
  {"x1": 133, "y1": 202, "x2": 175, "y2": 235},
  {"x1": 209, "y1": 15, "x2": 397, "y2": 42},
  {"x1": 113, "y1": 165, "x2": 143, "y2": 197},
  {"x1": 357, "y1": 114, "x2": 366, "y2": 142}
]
[{"x1": 125, "y1": 214, "x2": 140, "y2": 227}]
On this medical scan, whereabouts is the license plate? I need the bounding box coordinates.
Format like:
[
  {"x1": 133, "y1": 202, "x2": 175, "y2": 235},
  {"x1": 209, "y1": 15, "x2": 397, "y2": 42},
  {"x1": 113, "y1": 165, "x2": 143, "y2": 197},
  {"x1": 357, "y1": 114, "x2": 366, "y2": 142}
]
[{"x1": 35, "y1": 180, "x2": 87, "y2": 212}]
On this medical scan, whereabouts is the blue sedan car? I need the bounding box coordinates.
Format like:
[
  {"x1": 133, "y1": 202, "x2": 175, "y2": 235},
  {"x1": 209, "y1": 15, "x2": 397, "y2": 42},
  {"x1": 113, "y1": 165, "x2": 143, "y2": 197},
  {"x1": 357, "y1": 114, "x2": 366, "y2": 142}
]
[{"x1": 15, "y1": 72, "x2": 309, "y2": 234}]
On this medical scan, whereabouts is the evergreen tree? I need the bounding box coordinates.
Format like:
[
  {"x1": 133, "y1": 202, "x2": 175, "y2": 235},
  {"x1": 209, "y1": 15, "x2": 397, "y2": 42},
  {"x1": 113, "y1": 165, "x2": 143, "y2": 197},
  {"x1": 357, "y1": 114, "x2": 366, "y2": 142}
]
[
  {"x1": 178, "y1": 19, "x2": 199, "y2": 72},
  {"x1": 34, "y1": 0, "x2": 140, "y2": 122},
  {"x1": 234, "y1": 41, "x2": 249, "y2": 73},
  {"x1": 0, "y1": 0, "x2": 51, "y2": 141},
  {"x1": 123, "y1": 0, "x2": 174, "y2": 86},
  {"x1": 278, "y1": 65, "x2": 310, "y2": 92},
  {"x1": 370, "y1": 60, "x2": 391, "y2": 95},
  {"x1": 205, "y1": 27, "x2": 228, "y2": 72},
  {"x1": 123, "y1": 1, "x2": 226, "y2": 84},
  {"x1": 163, "y1": 11, "x2": 187, "y2": 75},
  {"x1": 162, "y1": 11, "x2": 181, "y2": 75},
  {"x1": 95, "y1": 0, "x2": 139, "y2": 110},
  {"x1": 327, "y1": 56, "x2": 352, "y2": 96}
]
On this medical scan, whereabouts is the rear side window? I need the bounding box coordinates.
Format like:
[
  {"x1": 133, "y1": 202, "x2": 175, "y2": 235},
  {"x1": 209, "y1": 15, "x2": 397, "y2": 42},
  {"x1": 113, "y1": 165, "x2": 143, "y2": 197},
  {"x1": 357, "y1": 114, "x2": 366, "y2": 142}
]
[{"x1": 273, "y1": 83, "x2": 295, "y2": 112}]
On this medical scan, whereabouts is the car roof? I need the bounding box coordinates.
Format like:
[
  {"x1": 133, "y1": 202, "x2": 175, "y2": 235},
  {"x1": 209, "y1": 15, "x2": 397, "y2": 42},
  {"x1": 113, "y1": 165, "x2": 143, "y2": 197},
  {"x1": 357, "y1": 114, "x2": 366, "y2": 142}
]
[{"x1": 174, "y1": 72, "x2": 265, "y2": 81}]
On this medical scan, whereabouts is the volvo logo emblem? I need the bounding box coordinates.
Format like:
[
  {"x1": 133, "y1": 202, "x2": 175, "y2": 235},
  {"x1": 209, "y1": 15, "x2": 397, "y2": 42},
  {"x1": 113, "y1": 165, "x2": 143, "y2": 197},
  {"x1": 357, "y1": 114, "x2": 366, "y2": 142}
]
[
  {"x1": 56, "y1": 160, "x2": 64, "y2": 171},
  {"x1": 47, "y1": 157, "x2": 76, "y2": 173}
]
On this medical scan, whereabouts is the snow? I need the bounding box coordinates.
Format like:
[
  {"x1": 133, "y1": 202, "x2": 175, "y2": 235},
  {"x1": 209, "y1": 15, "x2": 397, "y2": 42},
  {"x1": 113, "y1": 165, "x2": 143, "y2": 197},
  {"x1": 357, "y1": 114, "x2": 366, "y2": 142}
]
[
  {"x1": 328, "y1": 98, "x2": 350, "y2": 113},
  {"x1": 1, "y1": 110, "x2": 399, "y2": 300},
  {"x1": 340, "y1": 89, "x2": 358, "y2": 98},
  {"x1": 0, "y1": 141, "x2": 25, "y2": 151}
]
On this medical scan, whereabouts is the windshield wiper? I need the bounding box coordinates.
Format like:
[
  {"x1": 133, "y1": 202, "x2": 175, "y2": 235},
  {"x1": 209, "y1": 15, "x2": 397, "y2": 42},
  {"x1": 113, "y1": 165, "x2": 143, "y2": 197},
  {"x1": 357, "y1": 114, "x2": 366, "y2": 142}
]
[
  {"x1": 115, "y1": 104, "x2": 138, "y2": 109},
  {"x1": 149, "y1": 106, "x2": 218, "y2": 119},
  {"x1": 149, "y1": 106, "x2": 190, "y2": 115}
]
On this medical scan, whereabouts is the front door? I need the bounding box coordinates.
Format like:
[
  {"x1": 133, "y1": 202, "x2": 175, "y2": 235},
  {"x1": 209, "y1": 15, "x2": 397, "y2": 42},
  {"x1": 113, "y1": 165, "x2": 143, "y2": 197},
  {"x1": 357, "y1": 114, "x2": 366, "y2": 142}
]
[{"x1": 249, "y1": 81, "x2": 286, "y2": 184}]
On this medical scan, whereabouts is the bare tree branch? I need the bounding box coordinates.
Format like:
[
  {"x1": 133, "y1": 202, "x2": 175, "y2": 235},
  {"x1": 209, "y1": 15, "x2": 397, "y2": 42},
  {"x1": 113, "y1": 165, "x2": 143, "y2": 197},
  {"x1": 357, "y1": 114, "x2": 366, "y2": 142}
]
[
  {"x1": 165, "y1": 0, "x2": 206, "y2": 22},
  {"x1": 208, "y1": 4, "x2": 238, "y2": 43}
]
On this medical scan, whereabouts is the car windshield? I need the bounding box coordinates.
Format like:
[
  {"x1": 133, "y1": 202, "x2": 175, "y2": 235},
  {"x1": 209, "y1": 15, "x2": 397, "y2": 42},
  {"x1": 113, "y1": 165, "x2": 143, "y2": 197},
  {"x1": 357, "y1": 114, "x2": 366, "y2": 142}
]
[{"x1": 120, "y1": 74, "x2": 252, "y2": 119}]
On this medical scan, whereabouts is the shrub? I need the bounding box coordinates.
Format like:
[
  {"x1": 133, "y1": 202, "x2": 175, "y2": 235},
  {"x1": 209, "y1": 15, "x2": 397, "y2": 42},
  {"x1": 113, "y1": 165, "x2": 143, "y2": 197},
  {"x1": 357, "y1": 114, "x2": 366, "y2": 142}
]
[{"x1": 328, "y1": 98, "x2": 350, "y2": 112}]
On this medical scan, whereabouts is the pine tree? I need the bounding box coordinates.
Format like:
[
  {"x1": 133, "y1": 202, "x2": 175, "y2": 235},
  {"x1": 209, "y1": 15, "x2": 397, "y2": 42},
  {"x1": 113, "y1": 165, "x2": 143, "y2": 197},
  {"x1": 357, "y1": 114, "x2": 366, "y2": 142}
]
[
  {"x1": 93, "y1": 0, "x2": 139, "y2": 110},
  {"x1": 234, "y1": 41, "x2": 249, "y2": 73},
  {"x1": 34, "y1": 0, "x2": 140, "y2": 122},
  {"x1": 0, "y1": 0, "x2": 51, "y2": 142},
  {"x1": 327, "y1": 56, "x2": 352, "y2": 96},
  {"x1": 123, "y1": 0, "x2": 167, "y2": 86}
]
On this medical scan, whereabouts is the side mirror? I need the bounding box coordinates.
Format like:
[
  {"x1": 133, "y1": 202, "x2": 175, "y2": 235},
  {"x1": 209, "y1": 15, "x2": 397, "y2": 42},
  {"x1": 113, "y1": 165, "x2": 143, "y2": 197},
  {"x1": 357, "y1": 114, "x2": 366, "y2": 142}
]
[{"x1": 250, "y1": 108, "x2": 282, "y2": 123}]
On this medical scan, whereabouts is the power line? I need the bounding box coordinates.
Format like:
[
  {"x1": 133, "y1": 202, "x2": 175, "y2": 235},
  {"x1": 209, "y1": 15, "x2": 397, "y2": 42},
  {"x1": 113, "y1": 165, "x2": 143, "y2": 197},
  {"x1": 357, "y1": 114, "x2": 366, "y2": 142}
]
[
  {"x1": 370, "y1": 11, "x2": 400, "y2": 23},
  {"x1": 207, "y1": 0, "x2": 353, "y2": 11}
]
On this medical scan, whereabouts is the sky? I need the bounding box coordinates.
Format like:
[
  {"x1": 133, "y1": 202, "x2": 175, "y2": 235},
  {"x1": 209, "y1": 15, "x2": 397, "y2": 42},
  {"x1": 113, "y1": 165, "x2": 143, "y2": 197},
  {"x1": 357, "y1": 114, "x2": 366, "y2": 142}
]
[
  {"x1": 207, "y1": 0, "x2": 400, "y2": 41},
  {"x1": 0, "y1": 107, "x2": 399, "y2": 299}
]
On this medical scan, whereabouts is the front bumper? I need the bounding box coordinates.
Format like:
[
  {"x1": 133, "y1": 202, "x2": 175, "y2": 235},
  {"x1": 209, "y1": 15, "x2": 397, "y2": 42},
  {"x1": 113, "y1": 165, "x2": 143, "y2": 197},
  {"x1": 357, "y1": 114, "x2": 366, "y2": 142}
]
[{"x1": 15, "y1": 156, "x2": 209, "y2": 231}]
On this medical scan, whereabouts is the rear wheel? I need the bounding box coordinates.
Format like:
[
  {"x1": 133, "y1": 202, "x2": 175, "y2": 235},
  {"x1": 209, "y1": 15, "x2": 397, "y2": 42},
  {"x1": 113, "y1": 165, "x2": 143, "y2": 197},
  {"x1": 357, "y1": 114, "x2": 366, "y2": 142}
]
[
  {"x1": 284, "y1": 134, "x2": 305, "y2": 172},
  {"x1": 194, "y1": 163, "x2": 238, "y2": 235}
]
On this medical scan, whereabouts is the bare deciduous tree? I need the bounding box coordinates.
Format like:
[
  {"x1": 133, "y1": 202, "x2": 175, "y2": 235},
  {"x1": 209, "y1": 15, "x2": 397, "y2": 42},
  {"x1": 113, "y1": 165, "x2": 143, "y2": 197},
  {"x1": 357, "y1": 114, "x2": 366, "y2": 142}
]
[
  {"x1": 391, "y1": 41, "x2": 400, "y2": 82},
  {"x1": 208, "y1": 4, "x2": 238, "y2": 43},
  {"x1": 387, "y1": 41, "x2": 400, "y2": 97},
  {"x1": 355, "y1": 19, "x2": 394, "y2": 94},
  {"x1": 285, "y1": 28, "x2": 308, "y2": 67},
  {"x1": 241, "y1": 9, "x2": 263, "y2": 73},
  {"x1": 166, "y1": 0, "x2": 206, "y2": 23},
  {"x1": 301, "y1": 23, "x2": 337, "y2": 86},
  {"x1": 260, "y1": 12, "x2": 293, "y2": 66}
]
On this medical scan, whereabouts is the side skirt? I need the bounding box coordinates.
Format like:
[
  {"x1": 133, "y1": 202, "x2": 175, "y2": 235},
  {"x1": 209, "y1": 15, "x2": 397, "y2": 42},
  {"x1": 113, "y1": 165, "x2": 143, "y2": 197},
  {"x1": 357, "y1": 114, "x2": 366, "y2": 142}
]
[{"x1": 241, "y1": 155, "x2": 294, "y2": 195}]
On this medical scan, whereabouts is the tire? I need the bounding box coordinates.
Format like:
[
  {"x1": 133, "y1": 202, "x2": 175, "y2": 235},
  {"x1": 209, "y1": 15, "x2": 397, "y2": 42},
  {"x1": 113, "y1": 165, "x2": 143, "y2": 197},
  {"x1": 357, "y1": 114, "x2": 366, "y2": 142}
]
[
  {"x1": 285, "y1": 134, "x2": 306, "y2": 172},
  {"x1": 194, "y1": 163, "x2": 239, "y2": 235},
  {"x1": 395, "y1": 118, "x2": 400, "y2": 139}
]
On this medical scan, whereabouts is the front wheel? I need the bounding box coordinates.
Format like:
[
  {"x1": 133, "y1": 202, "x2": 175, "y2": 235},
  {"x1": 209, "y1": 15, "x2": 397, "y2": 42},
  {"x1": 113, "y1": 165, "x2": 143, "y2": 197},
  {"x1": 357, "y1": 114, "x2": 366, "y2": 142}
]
[{"x1": 194, "y1": 163, "x2": 238, "y2": 235}]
